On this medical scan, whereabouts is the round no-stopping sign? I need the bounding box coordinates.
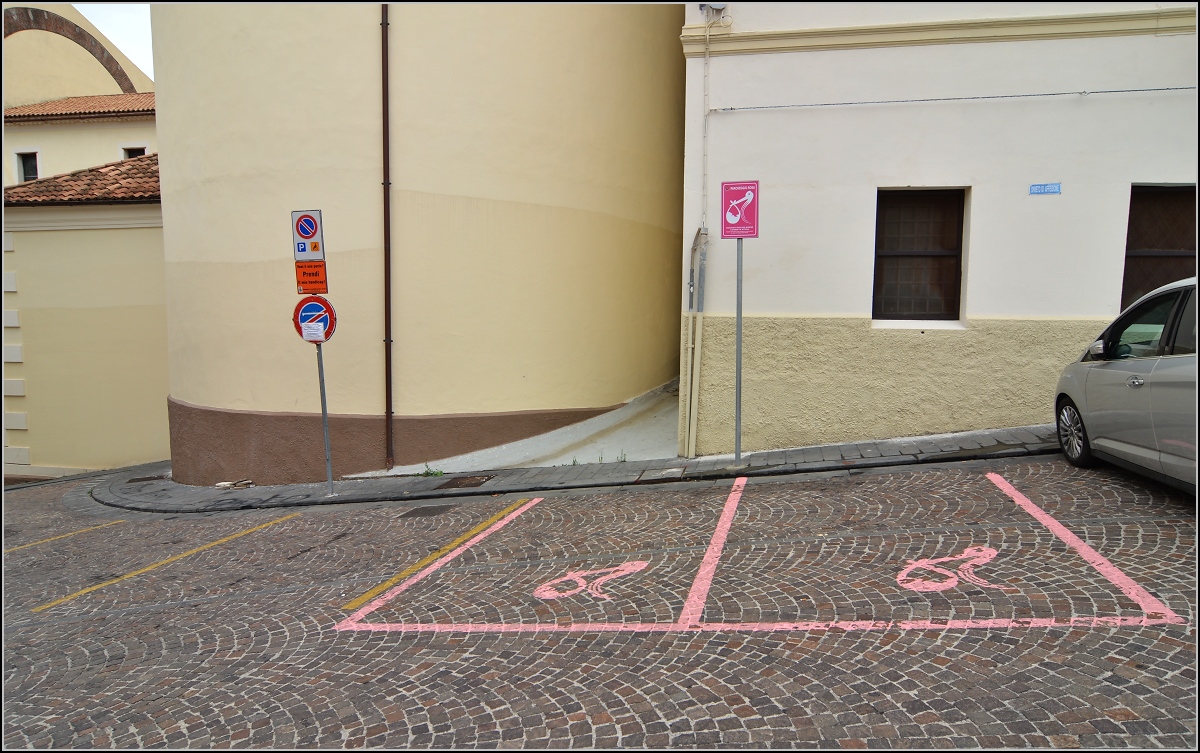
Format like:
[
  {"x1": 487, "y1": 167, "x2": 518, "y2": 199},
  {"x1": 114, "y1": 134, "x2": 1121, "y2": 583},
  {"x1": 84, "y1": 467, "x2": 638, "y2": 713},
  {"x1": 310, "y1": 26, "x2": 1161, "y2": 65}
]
[
  {"x1": 293, "y1": 295, "x2": 336, "y2": 343},
  {"x1": 295, "y1": 214, "x2": 319, "y2": 239}
]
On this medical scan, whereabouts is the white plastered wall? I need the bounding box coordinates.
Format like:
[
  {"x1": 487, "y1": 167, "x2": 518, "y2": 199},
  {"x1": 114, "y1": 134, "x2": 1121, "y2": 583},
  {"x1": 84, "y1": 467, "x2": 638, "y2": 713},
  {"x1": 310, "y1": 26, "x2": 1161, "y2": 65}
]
[
  {"x1": 686, "y1": 2, "x2": 1198, "y2": 30},
  {"x1": 679, "y1": 3, "x2": 1197, "y2": 455},
  {"x1": 682, "y1": 20, "x2": 1197, "y2": 320},
  {"x1": 3, "y1": 119, "x2": 157, "y2": 187}
]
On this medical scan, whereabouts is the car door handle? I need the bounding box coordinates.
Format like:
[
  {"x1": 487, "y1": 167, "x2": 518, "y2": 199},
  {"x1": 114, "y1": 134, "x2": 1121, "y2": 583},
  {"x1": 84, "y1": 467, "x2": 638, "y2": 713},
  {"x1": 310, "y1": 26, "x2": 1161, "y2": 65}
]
[{"x1": 1127, "y1": 375, "x2": 1145, "y2": 388}]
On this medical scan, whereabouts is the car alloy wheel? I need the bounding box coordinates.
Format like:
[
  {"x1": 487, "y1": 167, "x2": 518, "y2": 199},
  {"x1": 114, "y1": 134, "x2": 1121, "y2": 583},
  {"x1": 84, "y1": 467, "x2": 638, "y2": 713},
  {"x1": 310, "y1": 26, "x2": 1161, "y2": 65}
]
[{"x1": 1057, "y1": 399, "x2": 1093, "y2": 467}]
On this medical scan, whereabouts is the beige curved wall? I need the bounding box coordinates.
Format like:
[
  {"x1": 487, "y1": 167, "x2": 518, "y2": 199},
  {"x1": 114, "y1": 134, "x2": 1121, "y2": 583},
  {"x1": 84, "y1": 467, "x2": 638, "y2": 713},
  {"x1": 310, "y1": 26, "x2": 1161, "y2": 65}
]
[
  {"x1": 153, "y1": 4, "x2": 683, "y2": 477},
  {"x1": 2, "y1": 3, "x2": 154, "y2": 108}
]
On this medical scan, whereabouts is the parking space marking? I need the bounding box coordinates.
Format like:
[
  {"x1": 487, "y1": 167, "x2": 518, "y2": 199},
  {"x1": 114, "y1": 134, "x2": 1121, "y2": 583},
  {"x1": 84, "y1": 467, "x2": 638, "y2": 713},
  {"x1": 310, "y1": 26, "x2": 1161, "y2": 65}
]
[
  {"x1": 986, "y1": 472, "x2": 1183, "y2": 623},
  {"x1": 678, "y1": 476, "x2": 746, "y2": 627},
  {"x1": 31, "y1": 513, "x2": 301, "y2": 613},
  {"x1": 5, "y1": 520, "x2": 125, "y2": 553},
  {"x1": 331, "y1": 474, "x2": 1187, "y2": 635},
  {"x1": 336, "y1": 498, "x2": 544, "y2": 630},
  {"x1": 341, "y1": 498, "x2": 536, "y2": 611},
  {"x1": 897, "y1": 545, "x2": 1016, "y2": 593},
  {"x1": 533, "y1": 560, "x2": 650, "y2": 601}
]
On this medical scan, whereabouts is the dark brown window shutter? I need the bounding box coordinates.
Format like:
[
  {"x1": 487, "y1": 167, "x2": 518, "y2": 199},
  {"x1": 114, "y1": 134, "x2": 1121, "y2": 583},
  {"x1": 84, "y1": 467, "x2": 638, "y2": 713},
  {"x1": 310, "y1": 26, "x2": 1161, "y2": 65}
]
[
  {"x1": 1121, "y1": 186, "x2": 1197, "y2": 310},
  {"x1": 873, "y1": 190, "x2": 965, "y2": 320}
]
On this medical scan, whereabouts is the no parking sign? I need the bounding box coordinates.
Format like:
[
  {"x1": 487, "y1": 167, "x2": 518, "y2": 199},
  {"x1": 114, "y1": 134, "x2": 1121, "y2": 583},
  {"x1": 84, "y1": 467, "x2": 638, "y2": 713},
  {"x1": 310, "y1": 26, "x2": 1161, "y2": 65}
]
[
  {"x1": 293, "y1": 294, "x2": 338, "y2": 495},
  {"x1": 293, "y1": 295, "x2": 336, "y2": 343},
  {"x1": 292, "y1": 211, "x2": 325, "y2": 261},
  {"x1": 292, "y1": 210, "x2": 328, "y2": 294}
]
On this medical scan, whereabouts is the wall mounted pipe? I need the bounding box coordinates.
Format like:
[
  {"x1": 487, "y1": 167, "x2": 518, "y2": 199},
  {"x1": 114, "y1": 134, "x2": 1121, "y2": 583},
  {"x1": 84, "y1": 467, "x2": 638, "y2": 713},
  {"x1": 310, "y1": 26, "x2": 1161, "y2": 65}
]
[
  {"x1": 684, "y1": 7, "x2": 729, "y2": 458},
  {"x1": 686, "y1": 237, "x2": 707, "y2": 458},
  {"x1": 381, "y1": 3, "x2": 395, "y2": 468}
]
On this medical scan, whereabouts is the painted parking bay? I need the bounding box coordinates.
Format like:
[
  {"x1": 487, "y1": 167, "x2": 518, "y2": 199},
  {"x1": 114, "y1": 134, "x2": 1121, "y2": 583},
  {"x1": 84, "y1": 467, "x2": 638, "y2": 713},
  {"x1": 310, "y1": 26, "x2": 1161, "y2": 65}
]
[
  {"x1": 336, "y1": 470, "x2": 1185, "y2": 635},
  {"x1": 338, "y1": 485, "x2": 742, "y2": 632}
]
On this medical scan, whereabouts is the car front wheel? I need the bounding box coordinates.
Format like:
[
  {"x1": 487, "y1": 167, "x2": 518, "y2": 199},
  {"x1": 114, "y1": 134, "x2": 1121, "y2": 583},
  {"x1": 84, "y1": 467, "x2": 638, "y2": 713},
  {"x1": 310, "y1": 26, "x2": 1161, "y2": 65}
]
[{"x1": 1057, "y1": 397, "x2": 1094, "y2": 467}]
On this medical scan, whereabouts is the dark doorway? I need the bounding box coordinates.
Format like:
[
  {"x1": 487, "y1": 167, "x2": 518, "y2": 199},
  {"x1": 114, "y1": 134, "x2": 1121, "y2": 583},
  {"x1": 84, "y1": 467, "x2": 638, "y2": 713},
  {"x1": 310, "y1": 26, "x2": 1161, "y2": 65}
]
[{"x1": 1121, "y1": 186, "x2": 1197, "y2": 310}]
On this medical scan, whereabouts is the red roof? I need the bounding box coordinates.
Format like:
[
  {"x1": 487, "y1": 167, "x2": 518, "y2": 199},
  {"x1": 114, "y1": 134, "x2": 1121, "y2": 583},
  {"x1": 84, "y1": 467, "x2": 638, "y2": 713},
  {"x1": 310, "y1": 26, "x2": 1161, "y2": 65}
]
[
  {"x1": 4, "y1": 153, "x2": 159, "y2": 206},
  {"x1": 4, "y1": 93, "x2": 155, "y2": 122}
]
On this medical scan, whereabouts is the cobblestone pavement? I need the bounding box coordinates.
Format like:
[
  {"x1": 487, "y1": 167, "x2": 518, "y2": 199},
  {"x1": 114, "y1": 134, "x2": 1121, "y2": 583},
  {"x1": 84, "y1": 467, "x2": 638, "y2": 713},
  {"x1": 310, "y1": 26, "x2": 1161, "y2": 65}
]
[{"x1": 3, "y1": 456, "x2": 1195, "y2": 748}]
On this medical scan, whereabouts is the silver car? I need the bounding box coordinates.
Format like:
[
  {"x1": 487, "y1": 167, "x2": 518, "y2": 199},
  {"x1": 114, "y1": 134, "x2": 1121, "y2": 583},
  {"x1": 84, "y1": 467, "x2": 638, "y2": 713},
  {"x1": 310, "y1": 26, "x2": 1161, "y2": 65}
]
[{"x1": 1056, "y1": 276, "x2": 1196, "y2": 494}]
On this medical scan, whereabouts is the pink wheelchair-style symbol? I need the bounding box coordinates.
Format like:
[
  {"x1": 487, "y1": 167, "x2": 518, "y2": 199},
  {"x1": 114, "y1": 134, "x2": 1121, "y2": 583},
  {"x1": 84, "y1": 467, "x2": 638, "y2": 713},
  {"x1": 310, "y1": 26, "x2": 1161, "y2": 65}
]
[
  {"x1": 533, "y1": 561, "x2": 650, "y2": 602},
  {"x1": 897, "y1": 545, "x2": 1017, "y2": 593}
]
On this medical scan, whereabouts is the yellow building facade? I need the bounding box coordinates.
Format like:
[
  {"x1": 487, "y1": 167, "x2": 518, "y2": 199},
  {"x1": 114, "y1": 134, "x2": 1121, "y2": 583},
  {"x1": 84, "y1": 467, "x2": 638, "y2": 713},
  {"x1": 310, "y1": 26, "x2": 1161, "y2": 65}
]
[
  {"x1": 4, "y1": 2, "x2": 165, "y2": 479},
  {"x1": 152, "y1": 5, "x2": 686, "y2": 484},
  {"x1": 3, "y1": 199, "x2": 168, "y2": 478},
  {"x1": 2, "y1": 2, "x2": 153, "y2": 109},
  {"x1": 3, "y1": 3, "x2": 156, "y2": 186}
]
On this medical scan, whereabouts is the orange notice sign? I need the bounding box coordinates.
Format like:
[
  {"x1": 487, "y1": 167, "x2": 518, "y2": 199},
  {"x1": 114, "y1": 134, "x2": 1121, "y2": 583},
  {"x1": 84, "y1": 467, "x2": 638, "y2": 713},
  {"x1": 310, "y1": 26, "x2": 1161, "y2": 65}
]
[{"x1": 295, "y1": 261, "x2": 328, "y2": 294}]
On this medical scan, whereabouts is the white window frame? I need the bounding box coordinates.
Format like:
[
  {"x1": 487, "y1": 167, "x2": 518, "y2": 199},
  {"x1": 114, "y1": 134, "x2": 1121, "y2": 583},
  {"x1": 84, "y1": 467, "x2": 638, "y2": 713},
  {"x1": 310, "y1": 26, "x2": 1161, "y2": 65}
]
[
  {"x1": 118, "y1": 142, "x2": 151, "y2": 161},
  {"x1": 12, "y1": 147, "x2": 41, "y2": 183},
  {"x1": 870, "y1": 185, "x2": 973, "y2": 329}
]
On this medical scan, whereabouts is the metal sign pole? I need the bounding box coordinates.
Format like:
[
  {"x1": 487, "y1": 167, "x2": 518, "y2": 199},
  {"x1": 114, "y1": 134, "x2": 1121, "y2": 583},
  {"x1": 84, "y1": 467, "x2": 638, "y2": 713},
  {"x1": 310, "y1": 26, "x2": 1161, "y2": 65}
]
[
  {"x1": 735, "y1": 237, "x2": 743, "y2": 465},
  {"x1": 316, "y1": 343, "x2": 334, "y2": 496},
  {"x1": 720, "y1": 180, "x2": 757, "y2": 468}
]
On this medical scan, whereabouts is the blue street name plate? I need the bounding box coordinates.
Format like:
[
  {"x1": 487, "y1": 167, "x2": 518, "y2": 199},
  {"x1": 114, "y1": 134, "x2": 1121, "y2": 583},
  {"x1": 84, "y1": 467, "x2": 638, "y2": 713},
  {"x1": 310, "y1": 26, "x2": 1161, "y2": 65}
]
[{"x1": 1029, "y1": 183, "x2": 1062, "y2": 195}]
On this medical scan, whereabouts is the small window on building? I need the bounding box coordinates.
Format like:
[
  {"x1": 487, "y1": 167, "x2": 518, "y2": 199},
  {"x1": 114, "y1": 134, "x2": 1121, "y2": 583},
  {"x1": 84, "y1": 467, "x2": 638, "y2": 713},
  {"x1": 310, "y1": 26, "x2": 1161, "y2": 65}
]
[
  {"x1": 1121, "y1": 186, "x2": 1197, "y2": 310},
  {"x1": 872, "y1": 189, "x2": 965, "y2": 320},
  {"x1": 123, "y1": 147, "x2": 146, "y2": 159},
  {"x1": 17, "y1": 152, "x2": 38, "y2": 182}
]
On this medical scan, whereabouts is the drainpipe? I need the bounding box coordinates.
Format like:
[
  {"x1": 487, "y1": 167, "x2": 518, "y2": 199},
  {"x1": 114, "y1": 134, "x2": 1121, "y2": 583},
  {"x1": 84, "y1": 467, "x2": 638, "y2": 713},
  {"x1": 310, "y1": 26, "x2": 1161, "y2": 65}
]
[
  {"x1": 685, "y1": 231, "x2": 707, "y2": 458},
  {"x1": 680, "y1": 228, "x2": 703, "y2": 457},
  {"x1": 683, "y1": 6, "x2": 729, "y2": 458},
  {"x1": 381, "y1": 3, "x2": 395, "y2": 469}
]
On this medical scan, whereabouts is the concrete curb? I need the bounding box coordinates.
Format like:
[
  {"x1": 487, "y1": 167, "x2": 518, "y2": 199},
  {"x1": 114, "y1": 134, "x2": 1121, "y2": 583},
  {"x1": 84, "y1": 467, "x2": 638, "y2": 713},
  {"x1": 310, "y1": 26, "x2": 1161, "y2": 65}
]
[{"x1": 84, "y1": 426, "x2": 1062, "y2": 515}]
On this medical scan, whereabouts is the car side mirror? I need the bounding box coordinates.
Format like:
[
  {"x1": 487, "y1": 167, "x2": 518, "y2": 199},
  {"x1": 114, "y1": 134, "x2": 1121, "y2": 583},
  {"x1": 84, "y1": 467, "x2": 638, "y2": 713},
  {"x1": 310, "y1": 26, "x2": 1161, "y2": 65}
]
[{"x1": 1088, "y1": 339, "x2": 1106, "y2": 359}]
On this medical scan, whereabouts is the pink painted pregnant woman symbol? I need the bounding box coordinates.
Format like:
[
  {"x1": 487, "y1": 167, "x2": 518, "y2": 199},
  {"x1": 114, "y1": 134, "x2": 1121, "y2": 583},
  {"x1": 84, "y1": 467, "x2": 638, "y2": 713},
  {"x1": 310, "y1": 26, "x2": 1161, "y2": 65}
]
[
  {"x1": 533, "y1": 561, "x2": 650, "y2": 601},
  {"x1": 897, "y1": 545, "x2": 1017, "y2": 593}
]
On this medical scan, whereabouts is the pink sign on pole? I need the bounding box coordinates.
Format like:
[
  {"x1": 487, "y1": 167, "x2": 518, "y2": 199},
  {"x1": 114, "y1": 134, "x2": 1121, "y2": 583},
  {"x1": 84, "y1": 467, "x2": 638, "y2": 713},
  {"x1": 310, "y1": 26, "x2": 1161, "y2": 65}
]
[{"x1": 721, "y1": 181, "x2": 759, "y2": 239}]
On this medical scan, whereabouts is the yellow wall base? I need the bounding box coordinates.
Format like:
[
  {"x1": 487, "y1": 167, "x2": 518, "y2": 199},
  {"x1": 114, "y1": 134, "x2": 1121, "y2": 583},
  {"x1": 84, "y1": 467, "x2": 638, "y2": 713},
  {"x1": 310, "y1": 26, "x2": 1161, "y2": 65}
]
[{"x1": 684, "y1": 315, "x2": 1107, "y2": 455}]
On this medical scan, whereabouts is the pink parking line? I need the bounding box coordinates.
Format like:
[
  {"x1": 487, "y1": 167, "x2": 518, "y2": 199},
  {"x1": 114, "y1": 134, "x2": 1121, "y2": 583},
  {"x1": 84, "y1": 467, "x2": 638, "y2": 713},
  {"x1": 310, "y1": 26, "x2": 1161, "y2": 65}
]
[
  {"x1": 677, "y1": 477, "x2": 747, "y2": 627},
  {"x1": 339, "y1": 614, "x2": 1179, "y2": 635},
  {"x1": 986, "y1": 472, "x2": 1183, "y2": 625},
  {"x1": 334, "y1": 474, "x2": 1185, "y2": 635},
  {"x1": 335, "y1": 496, "x2": 544, "y2": 631}
]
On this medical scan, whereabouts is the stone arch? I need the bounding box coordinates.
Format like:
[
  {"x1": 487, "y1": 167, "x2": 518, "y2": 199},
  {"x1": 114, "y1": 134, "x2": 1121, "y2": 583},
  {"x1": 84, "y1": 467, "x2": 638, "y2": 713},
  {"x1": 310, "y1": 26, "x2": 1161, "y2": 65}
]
[{"x1": 3, "y1": 6, "x2": 137, "y2": 94}]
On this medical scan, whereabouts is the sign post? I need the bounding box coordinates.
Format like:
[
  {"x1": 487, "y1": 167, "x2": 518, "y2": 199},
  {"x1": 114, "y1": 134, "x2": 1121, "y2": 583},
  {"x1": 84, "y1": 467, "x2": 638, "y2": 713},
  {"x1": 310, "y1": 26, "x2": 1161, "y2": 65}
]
[
  {"x1": 293, "y1": 295, "x2": 338, "y2": 496},
  {"x1": 292, "y1": 210, "x2": 328, "y2": 294},
  {"x1": 721, "y1": 181, "x2": 759, "y2": 465}
]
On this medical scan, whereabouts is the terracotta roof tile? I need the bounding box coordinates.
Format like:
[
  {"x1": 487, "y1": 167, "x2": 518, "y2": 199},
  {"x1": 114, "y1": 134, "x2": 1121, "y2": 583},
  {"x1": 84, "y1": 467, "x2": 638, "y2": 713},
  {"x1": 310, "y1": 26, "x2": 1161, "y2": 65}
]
[
  {"x1": 4, "y1": 93, "x2": 154, "y2": 122},
  {"x1": 4, "y1": 153, "x2": 159, "y2": 206}
]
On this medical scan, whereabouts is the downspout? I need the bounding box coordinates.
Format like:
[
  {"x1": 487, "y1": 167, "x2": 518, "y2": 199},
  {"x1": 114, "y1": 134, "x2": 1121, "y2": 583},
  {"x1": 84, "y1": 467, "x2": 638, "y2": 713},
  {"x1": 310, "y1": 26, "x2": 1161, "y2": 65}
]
[
  {"x1": 684, "y1": 6, "x2": 729, "y2": 458},
  {"x1": 381, "y1": 3, "x2": 395, "y2": 469},
  {"x1": 680, "y1": 228, "x2": 703, "y2": 457},
  {"x1": 685, "y1": 231, "x2": 707, "y2": 457}
]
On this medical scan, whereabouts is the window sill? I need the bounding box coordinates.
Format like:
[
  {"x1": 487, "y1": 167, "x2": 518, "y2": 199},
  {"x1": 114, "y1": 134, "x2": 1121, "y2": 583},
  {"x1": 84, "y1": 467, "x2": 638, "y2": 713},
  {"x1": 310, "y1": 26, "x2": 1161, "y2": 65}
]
[{"x1": 871, "y1": 320, "x2": 967, "y2": 330}]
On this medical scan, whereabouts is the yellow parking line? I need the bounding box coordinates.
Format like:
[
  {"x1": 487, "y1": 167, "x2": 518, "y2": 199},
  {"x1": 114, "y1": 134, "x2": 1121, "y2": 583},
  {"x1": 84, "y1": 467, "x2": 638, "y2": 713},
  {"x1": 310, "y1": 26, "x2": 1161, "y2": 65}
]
[
  {"x1": 31, "y1": 512, "x2": 301, "y2": 613},
  {"x1": 5, "y1": 520, "x2": 125, "y2": 553},
  {"x1": 342, "y1": 498, "x2": 530, "y2": 611}
]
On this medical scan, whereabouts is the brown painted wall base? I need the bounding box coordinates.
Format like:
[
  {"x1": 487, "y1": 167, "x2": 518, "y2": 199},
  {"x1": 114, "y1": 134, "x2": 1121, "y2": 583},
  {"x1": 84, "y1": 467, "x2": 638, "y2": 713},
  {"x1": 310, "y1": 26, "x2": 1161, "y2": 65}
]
[{"x1": 167, "y1": 397, "x2": 618, "y2": 486}]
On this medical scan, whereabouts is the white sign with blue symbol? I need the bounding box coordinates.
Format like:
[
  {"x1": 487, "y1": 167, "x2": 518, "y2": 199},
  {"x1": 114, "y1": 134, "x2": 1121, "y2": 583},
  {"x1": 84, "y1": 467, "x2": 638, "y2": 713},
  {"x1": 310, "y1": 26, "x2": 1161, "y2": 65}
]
[
  {"x1": 1029, "y1": 183, "x2": 1062, "y2": 195},
  {"x1": 291, "y1": 210, "x2": 326, "y2": 261}
]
